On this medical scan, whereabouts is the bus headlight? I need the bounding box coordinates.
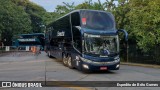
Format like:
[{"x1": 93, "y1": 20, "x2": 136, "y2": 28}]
[
  {"x1": 83, "y1": 64, "x2": 89, "y2": 69},
  {"x1": 116, "y1": 64, "x2": 120, "y2": 68}
]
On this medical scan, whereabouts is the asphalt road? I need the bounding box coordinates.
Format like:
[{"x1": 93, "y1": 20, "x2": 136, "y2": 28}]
[{"x1": 0, "y1": 51, "x2": 160, "y2": 90}]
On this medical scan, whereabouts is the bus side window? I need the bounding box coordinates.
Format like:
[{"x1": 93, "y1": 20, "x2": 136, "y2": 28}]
[
  {"x1": 72, "y1": 27, "x2": 81, "y2": 52},
  {"x1": 71, "y1": 12, "x2": 81, "y2": 52},
  {"x1": 71, "y1": 12, "x2": 80, "y2": 26}
]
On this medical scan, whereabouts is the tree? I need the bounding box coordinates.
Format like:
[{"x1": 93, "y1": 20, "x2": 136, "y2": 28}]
[
  {"x1": 0, "y1": 0, "x2": 32, "y2": 45},
  {"x1": 75, "y1": 0, "x2": 105, "y2": 10},
  {"x1": 11, "y1": 0, "x2": 48, "y2": 33},
  {"x1": 116, "y1": 0, "x2": 160, "y2": 61},
  {"x1": 55, "y1": 2, "x2": 75, "y2": 16},
  {"x1": 0, "y1": 0, "x2": 55, "y2": 45},
  {"x1": 75, "y1": 0, "x2": 93, "y2": 9}
]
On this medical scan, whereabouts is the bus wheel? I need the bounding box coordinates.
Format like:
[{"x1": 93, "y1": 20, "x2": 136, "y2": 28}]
[
  {"x1": 62, "y1": 54, "x2": 68, "y2": 66},
  {"x1": 67, "y1": 56, "x2": 74, "y2": 69}
]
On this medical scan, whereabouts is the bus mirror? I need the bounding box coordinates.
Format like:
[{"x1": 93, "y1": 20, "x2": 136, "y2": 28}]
[
  {"x1": 117, "y1": 29, "x2": 128, "y2": 42},
  {"x1": 118, "y1": 29, "x2": 129, "y2": 62}
]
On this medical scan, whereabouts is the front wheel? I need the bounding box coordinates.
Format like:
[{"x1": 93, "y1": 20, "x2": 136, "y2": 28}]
[
  {"x1": 62, "y1": 54, "x2": 68, "y2": 66},
  {"x1": 67, "y1": 56, "x2": 74, "y2": 69}
]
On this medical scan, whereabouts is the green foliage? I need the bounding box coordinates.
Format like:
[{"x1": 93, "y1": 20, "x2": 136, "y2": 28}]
[
  {"x1": 45, "y1": 12, "x2": 60, "y2": 25},
  {"x1": 75, "y1": 0, "x2": 105, "y2": 10},
  {"x1": 0, "y1": 0, "x2": 32, "y2": 44},
  {"x1": 124, "y1": 0, "x2": 160, "y2": 52},
  {"x1": 0, "y1": 0, "x2": 48, "y2": 45},
  {"x1": 55, "y1": 2, "x2": 75, "y2": 16},
  {"x1": 112, "y1": 0, "x2": 160, "y2": 61},
  {"x1": 24, "y1": 1, "x2": 47, "y2": 33}
]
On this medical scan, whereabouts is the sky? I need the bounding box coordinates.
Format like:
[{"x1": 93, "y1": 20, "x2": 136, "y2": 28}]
[{"x1": 29, "y1": 0, "x2": 108, "y2": 12}]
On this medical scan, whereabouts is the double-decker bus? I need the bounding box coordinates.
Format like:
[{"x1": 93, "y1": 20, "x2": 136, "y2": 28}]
[
  {"x1": 12, "y1": 33, "x2": 45, "y2": 50},
  {"x1": 45, "y1": 10, "x2": 128, "y2": 72}
]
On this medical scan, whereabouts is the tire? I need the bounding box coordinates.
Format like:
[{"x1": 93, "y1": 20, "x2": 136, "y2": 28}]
[
  {"x1": 62, "y1": 54, "x2": 68, "y2": 66},
  {"x1": 67, "y1": 55, "x2": 74, "y2": 69}
]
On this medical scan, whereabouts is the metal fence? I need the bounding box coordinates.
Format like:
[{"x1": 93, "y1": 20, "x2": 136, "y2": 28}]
[{"x1": 121, "y1": 44, "x2": 160, "y2": 65}]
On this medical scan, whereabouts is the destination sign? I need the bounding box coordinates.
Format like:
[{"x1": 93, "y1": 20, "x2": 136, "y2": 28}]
[{"x1": 18, "y1": 39, "x2": 36, "y2": 42}]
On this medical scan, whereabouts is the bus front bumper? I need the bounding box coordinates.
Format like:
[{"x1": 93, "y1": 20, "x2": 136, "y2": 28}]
[{"x1": 80, "y1": 58, "x2": 120, "y2": 71}]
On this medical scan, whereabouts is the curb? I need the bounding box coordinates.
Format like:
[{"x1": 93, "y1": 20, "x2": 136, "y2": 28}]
[{"x1": 121, "y1": 62, "x2": 160, "y2": 69}]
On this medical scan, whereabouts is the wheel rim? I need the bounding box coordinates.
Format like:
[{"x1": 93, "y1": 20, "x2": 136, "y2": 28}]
[
  {"x1": 68, "y1": 57, "x2": 72, "y2": 67},
  {"x1": 63, "y1": 55, "x2": 67, "y2": 65}
]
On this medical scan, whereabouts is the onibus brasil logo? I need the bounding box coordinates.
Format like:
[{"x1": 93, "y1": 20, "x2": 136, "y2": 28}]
[{"x1": 1, "y1": 82, "x2": 42, "y2": 88}]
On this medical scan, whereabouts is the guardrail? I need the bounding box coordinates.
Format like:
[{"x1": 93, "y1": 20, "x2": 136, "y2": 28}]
[{"x1": 121, "y1": 44, "x2": 160, "y2": 65}]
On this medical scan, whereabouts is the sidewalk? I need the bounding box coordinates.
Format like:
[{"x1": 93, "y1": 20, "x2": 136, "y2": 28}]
[{"x1": 121, "y1": 62, "x2": 160, "y2": 69}]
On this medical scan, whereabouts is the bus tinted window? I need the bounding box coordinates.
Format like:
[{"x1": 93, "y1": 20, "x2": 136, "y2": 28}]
[
  {"x1": 71, "y1": 12, "x2": 80, "y2": 26},
  {"x1": 81, "y1": 11, "x2": 115, "y2": 30},
  {"x1": 72, "y1": 27, "x2": 82, "y2": 52}
]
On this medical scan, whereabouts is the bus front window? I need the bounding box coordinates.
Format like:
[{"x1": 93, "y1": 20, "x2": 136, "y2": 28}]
[
  {"x1": 81, "y1": 11, "x2": 115, "y2": 30},
  {"x1": 83, "y1": 34, "x2": 119, "y2": 57}
]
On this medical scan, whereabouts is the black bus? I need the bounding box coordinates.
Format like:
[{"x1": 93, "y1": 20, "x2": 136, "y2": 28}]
[{"x1": 45, "y1": 10, "x2": 128, "y2": 72}]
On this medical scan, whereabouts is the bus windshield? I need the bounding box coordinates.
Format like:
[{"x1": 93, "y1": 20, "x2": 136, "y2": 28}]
[
  {"x1": 83, "y1": 34, "x2": 119, "y2": 57},
  {"x1": 81, "y1": 11, "x2": 115, "y2": 30}
]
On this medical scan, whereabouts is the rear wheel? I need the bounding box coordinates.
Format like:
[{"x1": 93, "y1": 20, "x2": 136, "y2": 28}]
[
  {"x1": 62, "y1": 54, "x2": 68, "y2": 66},
  {"x1": 67, "y1": 56, "x2": 74, "y2": 69}
]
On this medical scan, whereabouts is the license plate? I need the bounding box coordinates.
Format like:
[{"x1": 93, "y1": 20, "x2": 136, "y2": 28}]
[{"x1": 100, "y1": 67, "x2": 107, "y2": 70}]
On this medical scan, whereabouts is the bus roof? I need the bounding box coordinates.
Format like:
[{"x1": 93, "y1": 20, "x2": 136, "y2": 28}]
[{"x1": 48, "y1": 9, "x2": 113, "y2": 27}]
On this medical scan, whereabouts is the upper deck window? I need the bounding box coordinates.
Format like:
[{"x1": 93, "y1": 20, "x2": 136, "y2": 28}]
[{"x1": 81, "y1": 11, "x2": 115, "y2": 30}]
